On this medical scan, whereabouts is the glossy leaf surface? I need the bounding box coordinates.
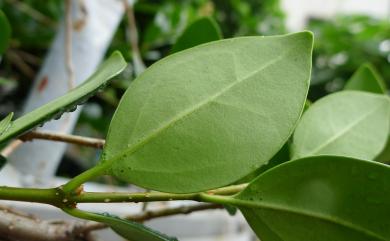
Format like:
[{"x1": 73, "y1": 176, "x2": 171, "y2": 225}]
[
  {"x1": 0, "y1": 10, "x2": 11, "y2": 54},
  {"x1": 0, "y1": 51, "x2": 127, "y2": 144},
  {"x1": 344, "y1": 63, "x2": 387, "y2": 94},
  {"x1": 95, "y1": 213, "x2": 177, "y2": 241},
  {"x1": 170, "y1": 17, "x2": 222, "y2": 53},
  {"x1": 104, "y1": 32, "x2": 313, "y2": 193},
  {"x1": 236, "y1": 156, "x2": 390, "y2": 241},
  {"x1": 291, "y1": 91, "x2": 390, "y2": 160}
]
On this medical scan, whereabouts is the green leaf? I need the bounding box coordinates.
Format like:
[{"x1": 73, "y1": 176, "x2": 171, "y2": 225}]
[
  {"x1": 291, "y1": 91, "x2": 390, "y2": 160},
  {"x1": 0, "y1": 51, "x2": 127, "y2": 144},
  {"x1": 236, "y1": 142, "x2": 290, "y2": 184},
  {"x1": 95, "y1": 213, "x2": 178, "y2": 241},
  {"x1": 344, "y1": 64, "x2": 390, "y2": 163},
  {"x1": 103, "y1": 31, "x2": 313, "y2": 193},
  {"x1": 344, "y1": 63, "x2": 387, "y2": 94},
  {"x1": 376, "y1": 138, "x2": 390, "y2": 163},
  {"x1": 235, "y1": 156, "x2": 390, "y2": 241},
  {"x1": 0, "y1": 10, "x2": 11, "y2": 54},
  {"x1": 170, "y1": 17, "x2": 222, "y2": 54},
  {"x1": 0, "y1": 113, "x2": 13, "y2": 137}
]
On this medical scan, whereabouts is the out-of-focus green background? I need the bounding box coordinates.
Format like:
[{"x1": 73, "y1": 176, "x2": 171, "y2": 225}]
[{"x1": 0, "y1": 0, "x2": 389, "y2": 178}]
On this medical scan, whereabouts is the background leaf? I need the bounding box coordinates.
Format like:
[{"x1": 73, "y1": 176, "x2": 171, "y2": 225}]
[
  {"x1": 170, "y1": 17, "x2": 222, "y2": 54},
  {"x1": 291, "y1": 91, "x2": 390, "y2": 160},
  {"x1": 0, "y1": 155, "x2": 6, "y2": 171},
  {"x1": 0, "y1": 52, "x2": 127, "y2": 145},
  {"x1": 95, "y1": 213, "x2": 178, "y2": 241},
  {"x1": 341, "y1": 64, "x2": 390, "y2": 163},
  {"x1": 0, "y1": 10, "x2": 11, "y2": 54},
  {"x1": 235, "y1": 155, "x2": 390, "y2": 241},
  {"x1": 344, "y1": 63, "x2": 387, "y2": 94}
]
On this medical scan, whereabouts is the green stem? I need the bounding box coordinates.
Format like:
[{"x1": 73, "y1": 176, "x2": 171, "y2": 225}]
[
  {"x1": 0, "y1": 186, "x2": 58, "y2": 205},
  {"x1": 62, "y1": 161, "x2": 111, "y2": 193},
  {"x1": 72, "y1": 184, "x2": 247, "y2": 203},
  {"x1": 74, "y1": 191, "x2": 199, "y2": 203}
]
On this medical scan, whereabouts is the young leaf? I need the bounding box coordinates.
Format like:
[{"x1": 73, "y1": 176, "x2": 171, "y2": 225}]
[
  {"x1": 0, "y1": 10, "x2": 11, "y2": 54},
  {"x1": 95, "y1": 213, "x2": 178, "y2": 241},
  {"x1": 291, "y1": 91, "x2": 390, "y2": 160},
  {"x1": 235, "y1": 156, "x2": 390, "y2": 241},
  {"x1": 344, "y1": 64, "x2": 390, "y2": 163},
  {"x1": 0, "y1": 113, "x2": 13, "y2": 137},
  {"x1": 0, "y1": 51, "x2": 127, "y2": 144},
  {"x1": 344, "y1": 63, "x2": 387, "y2": 94},
  {"x1": 103, "y1": 32, "x2": 313, "y2": 193},
  {"x1": 170, "y1": 17, "x2": 222, "y2": 54}
]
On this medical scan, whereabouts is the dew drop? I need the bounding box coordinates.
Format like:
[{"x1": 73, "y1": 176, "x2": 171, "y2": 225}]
[{"x1": 68, "y1": 105, "x2": 77, "y2": 112}]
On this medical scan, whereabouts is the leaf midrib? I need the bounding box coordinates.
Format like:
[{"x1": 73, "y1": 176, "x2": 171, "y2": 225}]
[
  {"x1": 108, "y1": 47, "x2": 295, "y2": 164},
  {"x1": 297, "y1": 103, "x2": 385, "y2": 158}
]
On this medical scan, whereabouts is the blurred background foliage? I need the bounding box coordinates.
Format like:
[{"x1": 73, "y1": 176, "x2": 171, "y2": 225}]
[{"x1": 0, "y1": 0, "x2": 389, "y2": 177}]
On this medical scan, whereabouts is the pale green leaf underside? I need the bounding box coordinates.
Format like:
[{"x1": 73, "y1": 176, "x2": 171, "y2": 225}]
[
  {"x1": 0, "y1": 113, "x2": 13, "y2": 137},
  {"x1": 344, "y1": 63, "x2": 387, "y2": 94},
  {"x1": 236, "y1": 156, "x2": 390, "y2": 241},
  {"x1": 0, "y1": 51, "x2": 127, "y2": 144},
  {"x1": 291, "y1": 91, "x2": 390, "y2": 160},
  {"x1": 95, "y1": 213, "x2": 177, "y2": 241},
  {"x1": 104, "y1": 32, "x2": 313, "y2": 193}
]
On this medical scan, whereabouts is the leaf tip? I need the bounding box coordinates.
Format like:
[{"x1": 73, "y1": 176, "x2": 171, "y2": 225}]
[{"x1": 110, "y1": 50, "x2": 127, "y2": 68}]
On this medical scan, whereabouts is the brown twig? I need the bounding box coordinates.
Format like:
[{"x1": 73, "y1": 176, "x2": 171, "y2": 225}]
[
  {"x1": 0, "y1": 206, "x2": 85, "y2": 241},
  {"x1": 65, "y1": 0, "x2": 75, "y2": 90},
  {"x1": 123, "y1": 0, "x2": 146, "y2": 75},
  {"x1": 6, "y1": 51, "x2": 36, "y2": 78},
  {"x1": 0, "y1": 203, "x2": 224, "y2": 240},
  {"x1": 1, "y1": 140, "x2": 23, "y2": 158},
  {"x1": 5, "y1": 0, "x2": 57, "y2": 27},
  {"x1": 20, "y1": 131, "x2": 105, "y2": 149}
]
